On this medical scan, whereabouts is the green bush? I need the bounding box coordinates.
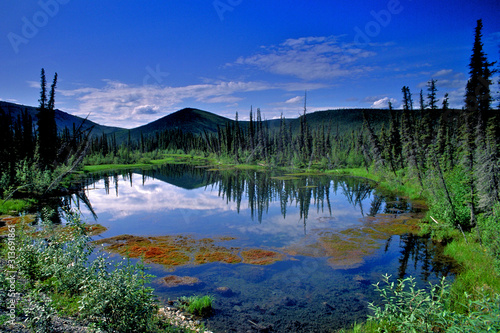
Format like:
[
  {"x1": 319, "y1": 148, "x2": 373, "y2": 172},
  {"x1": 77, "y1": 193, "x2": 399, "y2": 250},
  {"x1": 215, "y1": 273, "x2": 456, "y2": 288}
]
[
  {"x1": 22, "y1": 290, "x2": 55, "y2": 333},
  {"x1": 426, "y1": 168, "x2": 470, "y2": 228},
  {"x1": 368, "y1": 274, "x2": 500, "y2": 332},
  {"x1": 7, "y1": 208, "x2": 189, "y2": 332},
  {"x1": 79, "y1": 257, "x2": 159, "y2": 332},
  {"x1": 478, "y1": 203, "x2": 500, "y2": 272}
]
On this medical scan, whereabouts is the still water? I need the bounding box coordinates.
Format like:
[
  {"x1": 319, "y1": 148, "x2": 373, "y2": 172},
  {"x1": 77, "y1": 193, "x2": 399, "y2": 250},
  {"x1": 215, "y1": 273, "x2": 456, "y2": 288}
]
[{"x1": 67, "y1": 164, "x2": 455, "y2": 332}]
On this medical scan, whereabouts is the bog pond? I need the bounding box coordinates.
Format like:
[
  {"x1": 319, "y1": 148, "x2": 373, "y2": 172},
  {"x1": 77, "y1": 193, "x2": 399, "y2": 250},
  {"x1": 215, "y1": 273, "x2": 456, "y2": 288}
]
[{"x1": 65, "y1": 164, "x2": 455, "y2": 332}]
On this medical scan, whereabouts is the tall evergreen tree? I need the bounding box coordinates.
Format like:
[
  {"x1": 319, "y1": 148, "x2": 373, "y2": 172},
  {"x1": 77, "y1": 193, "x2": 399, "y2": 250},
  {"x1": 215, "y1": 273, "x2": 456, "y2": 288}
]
[
  {"x1": 37, "y1": 69, "x2": 59, "y2": 168},
  {"x1": 475, "y1": 115, "x2": 500, "y2": 211},
  {"x1": 464, "y1": 19, "x2": 493, "y2": 113},
  {"x1": 427, "y1": 79, "x2": 439, "y2": 110}
]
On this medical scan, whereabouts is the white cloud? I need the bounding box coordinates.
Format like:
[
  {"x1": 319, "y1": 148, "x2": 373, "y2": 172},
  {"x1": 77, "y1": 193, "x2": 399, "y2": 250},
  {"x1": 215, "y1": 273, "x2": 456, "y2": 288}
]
[
  {"x1": 58, "y1": 80, "x2": 276, "y2": 128},
  {"x1": 133, "y1": 105, "x2": 160, "y2": 115},
  {"x1": 233, "y1": 35, "x2": 376, "y2": 80},
  {"x1": 285, "y1": 96, "x2": 303, "y2": 104},
  {"x1": 370, "y1": 97, "x2": 397, "y2": 109},
  {"x1": 432, "y1": 69, "x2": 453, "y2": 77}
]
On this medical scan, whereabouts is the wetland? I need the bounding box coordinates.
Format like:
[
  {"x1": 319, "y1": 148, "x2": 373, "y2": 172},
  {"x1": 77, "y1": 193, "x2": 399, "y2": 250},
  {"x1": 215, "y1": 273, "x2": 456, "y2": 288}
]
[{"x1": 59, "y1": 164, "x2": 456, "y2": 332}]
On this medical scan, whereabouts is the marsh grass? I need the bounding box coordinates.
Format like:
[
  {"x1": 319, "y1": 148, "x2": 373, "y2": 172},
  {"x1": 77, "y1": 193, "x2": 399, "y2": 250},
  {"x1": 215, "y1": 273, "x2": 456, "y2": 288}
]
[
  {"x1": 0, "y1": 198, "x2": 36, "y2": 215},
  {"x1": 176, "y1": 295, "x2": 214, "y2": 317}
]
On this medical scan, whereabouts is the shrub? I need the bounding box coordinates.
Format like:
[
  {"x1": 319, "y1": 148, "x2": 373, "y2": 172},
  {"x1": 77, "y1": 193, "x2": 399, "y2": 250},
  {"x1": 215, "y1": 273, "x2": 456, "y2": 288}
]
[
  {"x1": 8, "y1": 209, "x2": 183, "y2": 332},
  {"x1": 78, "y1": 256, "x2": 159, "y2": 333},
  {"x1": 22, "y1": 290, "x2": 55, "y2": 333},
  {"x1": 368, "y1": 274, "x2": 500, "y2": 332},
  {"x1": 478, "y1": 203, "x2": 500, "y2": 273}
]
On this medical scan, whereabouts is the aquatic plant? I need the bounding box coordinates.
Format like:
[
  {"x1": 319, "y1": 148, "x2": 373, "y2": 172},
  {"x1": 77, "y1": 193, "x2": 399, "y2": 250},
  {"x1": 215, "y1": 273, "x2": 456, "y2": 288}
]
[
  {"x1": 97, "y1": 233, "x2": 288, "y2": 268},
  {"x1": 240, "y1": 249, "x2": 285, "y2": 265},
  {"x1": 176, "y1": 295, "x2": 214, "y2": 317}
]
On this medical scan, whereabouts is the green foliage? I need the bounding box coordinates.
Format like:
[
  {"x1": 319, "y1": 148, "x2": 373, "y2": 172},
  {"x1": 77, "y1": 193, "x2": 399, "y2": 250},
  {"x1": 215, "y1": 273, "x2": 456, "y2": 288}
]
[
  {"x1": 4, "y1": 209, "x2": 189, "y2": 332},
  {"x1": 0, "y1": 270, "x2": 8, "y2": 311},
  {"x1": 22, "y1": 290, "x2": 55, "y2": 333},
  {"x1": 478, "y1": 203, "x2": 500, "y2": 272},
  {"x1": 368, "y1": 274, "x2": 450, "y2": 332},
  {"x1": 15, "y1": 159, "x2": 53, "y2": 193},
  {"x1": 444, "y1": 238, "x2": 500, "y2": 310},
  {"x1": 176, "y1": 295, "x2": 214, "y2": 317},
  {"x1": 368, "y1": 274, "x2": 500, "y2": 332},
  {"x1": 426, "y1": 168, "x2": 470, "y2": 227},
  {"x1": 79, "y1": 257, "x2": 159, "y2": 333},
  {"x1": 418, "y1": 222, "x2": 460, "y2": 243},
  {"x1": 0, "y1": 198, "x2": 36, "y2": 215}
]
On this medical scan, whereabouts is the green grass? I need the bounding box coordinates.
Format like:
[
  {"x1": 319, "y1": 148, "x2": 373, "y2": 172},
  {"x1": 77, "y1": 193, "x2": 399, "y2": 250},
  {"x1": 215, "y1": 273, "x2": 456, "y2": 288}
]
[
  {"x1": 444, "y1": 237, "x2": 500, "y2": 309},
  {"x1": 82, "y1": 155, "x2": 208, "y2": 172},
  {"x1": 49, "y1": 292, "x2": 81, "y2": 317},
  {"x1": 0, "y1": 198, "x2": 36, "y2": 215},
  {"x1": 176, "y1": 295, "x2": 214, "y2": 317}
]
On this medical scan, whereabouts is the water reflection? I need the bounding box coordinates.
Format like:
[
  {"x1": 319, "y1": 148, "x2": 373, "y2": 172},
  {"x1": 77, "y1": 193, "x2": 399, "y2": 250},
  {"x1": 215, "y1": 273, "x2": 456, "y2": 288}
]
[
  {"x1": 75, "y1": 165, "x2": 422, "y2": 233},
  {"x1": 47, "y1": 164, "x2": 456, "y2": 332}
]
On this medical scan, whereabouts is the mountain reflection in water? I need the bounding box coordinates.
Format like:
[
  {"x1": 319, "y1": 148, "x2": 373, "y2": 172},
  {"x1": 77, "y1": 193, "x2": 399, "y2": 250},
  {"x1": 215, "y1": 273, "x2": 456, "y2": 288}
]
[{"x1": 55, "y1": 164, "x2": 455, "y2": 332}]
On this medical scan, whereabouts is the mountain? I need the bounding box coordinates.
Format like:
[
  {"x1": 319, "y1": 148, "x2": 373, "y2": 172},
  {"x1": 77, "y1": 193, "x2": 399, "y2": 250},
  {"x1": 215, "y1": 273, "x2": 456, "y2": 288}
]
[
  {"x1": 128, "y1": 108, "x2": 233, "y2": 139},
  {"x1": 0, "y1": 101, "x2": 124, "y2": 137},
  {"x1": 128, "y1": 107, "x2": 392, "y2": 140},
  {"x1": 1, "y1": 100, "x2": 394, "y2": 143}
]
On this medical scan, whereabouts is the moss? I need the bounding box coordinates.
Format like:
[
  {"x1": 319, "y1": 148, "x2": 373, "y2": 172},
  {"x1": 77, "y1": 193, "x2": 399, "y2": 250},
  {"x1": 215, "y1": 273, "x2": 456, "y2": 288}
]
[
  {"x1": 285, "y1": 212, "x2": 422, "y2": 269},
  {"x1": 0, "y1": 214, "x2": 36, "y2": 235},
  {"x1": 96, "y1": 233, "x2": 288, "y2": 268},
  {"x1": 240, "y1": 249, "x2": 285, "y2": 265},
  {"x1": 195, "y1": 250, "x2": 241, "y2": 264}
]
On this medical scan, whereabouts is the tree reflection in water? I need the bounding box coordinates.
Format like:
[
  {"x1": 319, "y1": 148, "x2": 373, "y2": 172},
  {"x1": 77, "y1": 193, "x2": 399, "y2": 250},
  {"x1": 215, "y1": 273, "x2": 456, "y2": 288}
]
[{"x1": 55, "y1": 164, "x2": 454, "y2": 282}]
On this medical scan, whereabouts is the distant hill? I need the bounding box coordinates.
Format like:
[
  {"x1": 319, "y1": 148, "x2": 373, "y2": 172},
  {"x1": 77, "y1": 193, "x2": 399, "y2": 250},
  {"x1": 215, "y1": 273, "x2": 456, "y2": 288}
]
[
  {"x1": 125, "y1": 108, "x2": 234, "y2": 141},
  {"x1": 0, "y1": 101, "x2": 124, "y2": 137},
  {"x1": 1, "y1": 101, "x2": 396, "y2": 143},
  {"x1": 291, "y1": 108, "x2": 392, "y2": 134}
]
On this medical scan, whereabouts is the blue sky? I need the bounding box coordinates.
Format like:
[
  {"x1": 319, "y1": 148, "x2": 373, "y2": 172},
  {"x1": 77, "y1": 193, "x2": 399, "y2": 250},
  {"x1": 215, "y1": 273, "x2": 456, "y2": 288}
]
[{"x1": 1, "y1": 0, "x2": 499, "y2": 128}]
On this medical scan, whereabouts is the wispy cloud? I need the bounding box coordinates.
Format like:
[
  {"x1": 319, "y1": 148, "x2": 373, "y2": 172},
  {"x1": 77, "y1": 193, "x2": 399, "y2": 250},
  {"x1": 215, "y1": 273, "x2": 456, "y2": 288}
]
[
  {"x1": 370, "y1": 97, "x2": 397, "y2": 109},
  {"x1": 58, "y1": 80, "x2": 278, "y2": 128},
  {"x1": 417, "y1": 69, "x2": 467, "y2": 109},
  {"x1": 232, "y1": 35, "x2": 376, "y2": 80},
  {"x1": 285, "y1": 96, "x2": 303, "y2": 104}
]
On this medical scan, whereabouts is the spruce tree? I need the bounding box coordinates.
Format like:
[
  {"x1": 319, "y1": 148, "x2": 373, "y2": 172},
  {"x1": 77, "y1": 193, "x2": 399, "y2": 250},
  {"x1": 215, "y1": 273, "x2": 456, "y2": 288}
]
[
  {"x1": 465, "y1": 19, "x2": 493, "y2": 113},
  {"x1": 427, "y1": 79, "x2": 439, "y2": 110},
  {"x1": 475, "y1": 115, "x2": 500, "y2": 211},
  {"x1": 36, "y1": 69, "x2": 59, "y2": 169}
]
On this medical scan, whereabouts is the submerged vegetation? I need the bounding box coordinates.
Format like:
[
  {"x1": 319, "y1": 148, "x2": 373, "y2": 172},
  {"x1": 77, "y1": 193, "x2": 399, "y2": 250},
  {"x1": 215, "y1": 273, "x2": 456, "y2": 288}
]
[{"x1": 95, "y1": 233, "x2": 287, "y2": 267}]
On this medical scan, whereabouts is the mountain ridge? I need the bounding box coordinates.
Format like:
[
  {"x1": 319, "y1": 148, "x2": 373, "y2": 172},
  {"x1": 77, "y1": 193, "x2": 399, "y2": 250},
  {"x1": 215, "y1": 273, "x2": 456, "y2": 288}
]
[{"x1": 1, "y1": 100, "x2": 397, "y2": 141}]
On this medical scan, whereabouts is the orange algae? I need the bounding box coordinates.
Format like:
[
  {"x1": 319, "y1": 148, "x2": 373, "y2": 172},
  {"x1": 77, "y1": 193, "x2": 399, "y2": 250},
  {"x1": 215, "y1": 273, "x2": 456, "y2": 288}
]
[
  {"x1": 195, "y1": 250, "x2": 241, "y2": 264},
  {"x1": 95, "y1": 233, "x2": 287, "y2": 268},
  {"x1": 0, "y1": 215, "x2": 35, "y2": 235},
  {"x1": 241, "y1": 249, "x2": 285, "y2": 265},
  {"x1": 284, "y1": 211, "x2": 422, "y2": 269}
]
